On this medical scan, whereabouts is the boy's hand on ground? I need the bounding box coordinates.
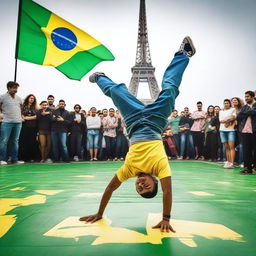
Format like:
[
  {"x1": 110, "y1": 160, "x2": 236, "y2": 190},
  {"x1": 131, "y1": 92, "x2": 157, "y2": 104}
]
[
  {"x1": 152, "y1": 220, "x2": 176, "y2": 233},
  {"x1": 79, "y1": 213, "x2": 102, "y2": 223}
]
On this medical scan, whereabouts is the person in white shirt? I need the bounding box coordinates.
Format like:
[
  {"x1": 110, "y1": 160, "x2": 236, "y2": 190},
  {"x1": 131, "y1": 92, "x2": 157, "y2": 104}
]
[
  {"x1": 219, "y1": 99, "x2": 237, "y2": 169},
  {"x1": 0, "y1": 81, "x2": 24, "y2": 165},
  {"x1": 86, "y1": 107, "x2": 101, "y2": 161}
]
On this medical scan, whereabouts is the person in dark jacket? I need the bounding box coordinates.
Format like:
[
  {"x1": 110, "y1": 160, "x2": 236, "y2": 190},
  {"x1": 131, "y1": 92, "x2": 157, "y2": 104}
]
[
  {"x1": 237, "y1": 91, "x2": 256, "y2": 174},
  {"x1": 36, "y1": 101, "x2": 53, "y2": 163},
  {"x1": 69, "y1": 104, "x2": 86, "y2": 161},
  {"x1": 178, "y1": 107, "x2": 194, "y2": 159},
  {"x1": 51, "y1": 100, "x2": 71, "y2": 162}
]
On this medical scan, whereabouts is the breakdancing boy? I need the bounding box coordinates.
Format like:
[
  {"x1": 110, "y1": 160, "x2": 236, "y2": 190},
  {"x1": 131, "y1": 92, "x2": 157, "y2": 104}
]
[{"x1": 80, "y1": 37, "x2": 196, "y2": 232}]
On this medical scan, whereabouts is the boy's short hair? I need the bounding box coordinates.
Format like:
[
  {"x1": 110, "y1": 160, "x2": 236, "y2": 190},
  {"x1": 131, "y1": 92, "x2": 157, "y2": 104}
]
[
  {"x1": 139, "y1": 183, "x2": 158, "y2": 199},
  {"x1": 7, "y1": 81, "x2": 19, "y2": 89}
]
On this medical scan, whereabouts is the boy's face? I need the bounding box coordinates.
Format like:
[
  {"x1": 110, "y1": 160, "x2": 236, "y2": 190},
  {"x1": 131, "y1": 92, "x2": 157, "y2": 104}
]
[{"x1": 135, "y1": 174, "x2": 156, "y2": 195}]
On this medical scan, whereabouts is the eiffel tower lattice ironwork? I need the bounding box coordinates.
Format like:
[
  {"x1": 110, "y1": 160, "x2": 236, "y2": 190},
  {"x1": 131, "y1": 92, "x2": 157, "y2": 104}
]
[{"x1": 129, "y1": 0, "x2": 160, "y2": 104}]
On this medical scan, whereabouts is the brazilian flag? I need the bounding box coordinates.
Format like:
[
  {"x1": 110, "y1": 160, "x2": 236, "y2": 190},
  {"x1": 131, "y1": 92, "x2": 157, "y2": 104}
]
[{"x1": 16, "y1": 0, "x2": 115, "y2": 80}]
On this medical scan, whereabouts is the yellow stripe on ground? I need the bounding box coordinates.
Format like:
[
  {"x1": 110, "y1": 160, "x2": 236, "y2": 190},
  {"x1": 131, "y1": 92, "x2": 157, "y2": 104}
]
[
  {"x1": 189, "y1": 191, "x2": 215, "y2": 196},
  {"x1": 10, "y1": 187, "x2": 26, "y2": 191}
]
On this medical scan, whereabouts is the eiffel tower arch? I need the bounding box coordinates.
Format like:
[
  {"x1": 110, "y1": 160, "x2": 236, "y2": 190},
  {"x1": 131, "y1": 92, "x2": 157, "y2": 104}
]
[{"x1": 129, "y1": 0, "x2": 160, "y2": 105}]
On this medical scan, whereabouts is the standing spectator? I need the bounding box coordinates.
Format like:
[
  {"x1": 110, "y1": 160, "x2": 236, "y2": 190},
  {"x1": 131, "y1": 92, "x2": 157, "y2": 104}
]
[
  {"x1": 102, "y1": 108, "x2": 118, "y2": 160},
  {"x1": 214, "y1": 105, "x2": 225, "y2": 161},
  {"x1": 0, "y1": 109, "x2": 3, "y2": 134},
  {"x1": 47, "y1": 95, "x2": 56, "y2": 111},
  {"x1": 237, "y1": 91, "x2": 256, "y2": 174},
  {"x1": 80, "y1": 110, "x2": 88, "y2": 160},
  {"x1": 115, "y1": 110, "x2": 128, "y2": 161},
  {"x1": 36, "y1": 101, "x2": 53, "y2": 163},
  {"x1": 231, "y1": 97, "x2": 244, "y2": 167},
  {"x1": 51, "y1": 100, "x2": 70, "y2": 162},
  {"x1": 191, "y1": 101, "x2": 206, "y2": 160},
  {"x1": 69, "y1": 104, "x2": 86, "y2": 161},
  {"x1": 178, "y1": 107, "x2": 194, "y2": 159},
  {"x1": 0, "y1": 81, "x2": 24, "y2": 165},
  {"x1": 168, "y1": 110, "x2": 180, "y2": 157},
  {"x1": 204, "y1": 105, "x2": 218, "y2": 161},
  {"x1": 98, "y1": 111, "x2": 107, "y2": 161},
  {"x1": 219, "y1": 99, "x2": 237, "y2": 169},
  {"x1": 19, "y1": 94, "x2": 39, "y2": 162},
  {"x1": 86, "y1": 107, "x2": 101, "y2": 161}
]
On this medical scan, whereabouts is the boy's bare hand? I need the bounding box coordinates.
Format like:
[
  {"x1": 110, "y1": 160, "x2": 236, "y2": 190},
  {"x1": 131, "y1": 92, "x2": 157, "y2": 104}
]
[
  {"x1": 152, "y1": 220, "x2": 176, "y2": 233},
  {"x1": 79, "y1": 213, "x2": 102, "y2": 223}
]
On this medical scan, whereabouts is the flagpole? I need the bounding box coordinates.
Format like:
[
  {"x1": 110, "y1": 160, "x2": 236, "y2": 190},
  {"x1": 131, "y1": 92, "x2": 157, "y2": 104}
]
[{"x1": 14, "y1": 0, "x2": 22, "y2": 82}]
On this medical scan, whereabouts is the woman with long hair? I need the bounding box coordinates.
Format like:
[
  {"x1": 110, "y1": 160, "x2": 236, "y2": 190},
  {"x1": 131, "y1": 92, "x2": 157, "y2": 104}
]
[
  {"x1": 204, "y1": 105, "x2": 218, "y2": 161},
  {"x1": 36, "y1": 101, "x2": 53, "y2": 163},
  {"x1": 19, "y1": 94, "x2": 39, "y2": 162},
  {"x1": 231, "y1": 97, "x2": 244, "y2": 167},
  {"x1": 219, "y1": 99, "x2": 237, "y2": 169}
]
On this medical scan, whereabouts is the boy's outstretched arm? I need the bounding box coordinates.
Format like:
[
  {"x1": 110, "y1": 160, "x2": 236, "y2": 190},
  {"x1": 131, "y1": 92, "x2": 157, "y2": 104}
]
[
  {"x1": 153, "y1": 176, "x2": 175, "y2": 233},
  {"x1": 79, "y1": 175, "x2": 122, "y2": 223}
]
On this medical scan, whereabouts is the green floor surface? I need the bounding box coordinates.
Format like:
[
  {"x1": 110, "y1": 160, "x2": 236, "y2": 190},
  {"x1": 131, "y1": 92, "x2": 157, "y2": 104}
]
[{"x1": 0, "y1": 161, "x2": 256, "y2": 256}]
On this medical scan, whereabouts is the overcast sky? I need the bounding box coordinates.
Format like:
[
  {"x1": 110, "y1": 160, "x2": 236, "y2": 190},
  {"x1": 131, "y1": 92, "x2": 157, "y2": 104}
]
[{"x1": 0, "y1": 0, "x2": 255, "y2": 112}]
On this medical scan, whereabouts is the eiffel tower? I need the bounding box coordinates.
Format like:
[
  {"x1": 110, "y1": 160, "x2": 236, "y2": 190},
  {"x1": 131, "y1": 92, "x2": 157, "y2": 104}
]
[{"x1": 129, "y1": 0, "x2": 160, "y2": 104}]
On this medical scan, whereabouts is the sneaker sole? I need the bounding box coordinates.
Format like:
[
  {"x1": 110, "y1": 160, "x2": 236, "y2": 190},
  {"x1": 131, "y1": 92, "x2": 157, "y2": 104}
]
[{"x1": 185, "y1": 36, "x2": 196, "y2": 55}]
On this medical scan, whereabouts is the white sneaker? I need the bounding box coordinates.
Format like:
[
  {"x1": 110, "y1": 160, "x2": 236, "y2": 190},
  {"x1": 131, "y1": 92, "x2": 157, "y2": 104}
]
[
  {"x1": 223, "y1": 161, "x2": 229, "y2": 167},
  {"x1": 73, "y1": 156, "x2": 79, "y2": 162},
  {"x1": 12, "y1": 160, "x2": 24, "y2": 164},
  {"x1": 0, "y1": 160, "x2": 8, "y2": 165},
  {"x1": 239, "y1": 164, "x2": 244, "y2": 168},
  {"x1": 224, "y1": 162, "x2": 234, "y2": 169},
  {"x1": 46, "y1": 158, "x2": 53, "y2": 163},
  {"x1": 227, "y1": 163, "x2": 234, "y2": 169}
]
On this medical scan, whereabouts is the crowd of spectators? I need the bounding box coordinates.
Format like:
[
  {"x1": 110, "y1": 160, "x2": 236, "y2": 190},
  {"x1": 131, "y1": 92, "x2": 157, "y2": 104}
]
[{"x1": 0, "y1": 81, "x2": 255, "y2": 174}]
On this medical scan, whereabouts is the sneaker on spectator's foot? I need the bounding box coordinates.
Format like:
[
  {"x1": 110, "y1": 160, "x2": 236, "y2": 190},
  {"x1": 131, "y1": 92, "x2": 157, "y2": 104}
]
[
  {"x1": 89, "y1": 72, "x2": 105, "y2": 83},
  {"x1": 226, "y1": 163, "x2": 234, "y2": 169},
  {"x1": 120, "y1": 157, "x2": 124, "y2": 161},
  {"x1": 177, "y1": 36, "x2": 196, "y2": 57},
  {"x1": 239, "y1": 164, "x2": 244, "y2": 168},
  {"x1": 73, "y1": 156, "x2": 79, "y2": 162},
  {"x1": 12, "y1": 160, "x2": 24, "y2": 164},
  {"x1": 0, "y1": 160, "x2": 8, "y2": 165},
  {"x1": 239, "y1": 169, "x2": 253, "y2": 175},
  {"x1": 223, "y1": 161, "x2": 228, "y2": 167},
  {"x1": 177, "y1": 156, "x2": 183, "y2": 160},
  {"x1": 46, "y1": 158, "x2": 53, "y2": 163}
]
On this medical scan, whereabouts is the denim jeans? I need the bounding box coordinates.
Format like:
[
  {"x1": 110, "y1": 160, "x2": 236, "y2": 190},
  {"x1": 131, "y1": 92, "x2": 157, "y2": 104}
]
[
  {"x1": 96, "y1": 54, "x2": 189, "y2": 144},
  {"x1": 0, "y1": 122, "x2": 22, "y2": 161},
  {"x1": 180, "y1": 131, "x2": 194, "y2": 158},
  {"x1": 51, "y1": 131, "x2": 69, "y2": 161},
  {"x1": 87, "y1": 129, "x2": 100, "y2": 149}
]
